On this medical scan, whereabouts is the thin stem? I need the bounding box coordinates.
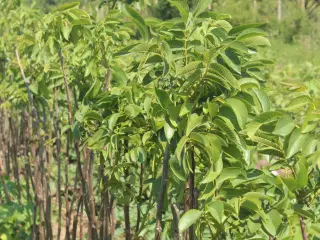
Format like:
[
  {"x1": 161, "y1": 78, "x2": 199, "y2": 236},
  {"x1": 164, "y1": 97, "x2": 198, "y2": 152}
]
[
  {"x1": 58, "y1": 49, "x2": 97, "y2": 239},
  {"x1": 135, "y1": 163, "x2": 144, "y2": 233},
  {"x1": 102, "y1": 175, "x2": 110, "y2": 240},
  {"x1": 189, "y1": 150, "x2": 196, "y2": 240},
  {"x1": 15, "y1": 47, "x2": 46, "y2": 240},
  {"x1": 65, "y1": 135, "x2": 71, "y2": 240},
  {"x1": 0, "y1": 173, "x2": 12, "y2": 202},
  {"x1": 300, "y1": 216, "x2": 308, "y2": 240},
  {"x1": 88, "y1": 150, "x2": 98, "y2": 235},
  {"x1": 171, "y1": 203, "x2": 181, "y2": 240},
  {"x1": 72, "y1": 196, "x2": 82, "y2": 240},
  {"x1": 104, "y1": 68, "x2": 112, "y2": 91},
  {"x1": 8, "y1": 116, "x2": 22, "y2": 205},
  {"x1": 124, "y1": 200, "x2": 131, "y2": 240},
  {"x1": 155, "y1": 143, "x2": 170, "y2": 240},
  {"x1": 54, "y1": 83, "x2": 62, "y2": 240}
]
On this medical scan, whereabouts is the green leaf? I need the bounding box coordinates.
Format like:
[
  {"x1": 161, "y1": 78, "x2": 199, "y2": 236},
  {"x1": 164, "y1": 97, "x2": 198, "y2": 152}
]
[
  {"x1": 207, "y1": 101, "x2": 219, "y2": 119},
  {"x1": 122, "y1": 5, "x2": 149, "y2": 41},
  {"x1": 124, "y1": 104, "x2": 141, "y2": 118},
  {"x1": 246, "y1": 111, "x2": 284, "y2": 137},
  {"x1": 176, "y1": 136, "x2": 188, "y2": 160},
  {"x1": 208, "y1": 201, "x2": 225, "y2": 224},
  {"x1": 285, "y1": 95, "x2": 312, "y2": 111},
  {"x1": 189, "y1": 132, "x2": 220, "y2": 162},
  {"x1": 228, "y1": 41, "x2": 248, "y2": 53},
  {"x1": 301, "y1": 105, "x2": 320, "y2": 133},
  {"x1": 61, "y1": 20, "x2": 72, "y2": 41},
  {"x1": 293, "y1": 204, "x2": 315, "y2": 219},
  {"x1": 272, "y1": 115, "x2": 295, "y2": 136},
  {"x1": 179, "y1": 102, "x2": 193, "y2": 117},
  {"x1": 216, "y1": 167, "x2": 245, "y2": 186},
  {"x1": 226, "y1": 98, "x2": 248, "y2": 129},
  {"x1": 71, "y1": 18, "x2": 91, "y2": 25},
  {"x1": 296, "y1": 161, "x2": 308, "y2": 189},
  {"x1": 310, "y1": 223, "x2": 320, "y2": 237},
  {"x1": 213, "y1": 118, "x2": 239, "y2": 144},
  {"x1": 68, "y1": 8, "x2": 91, "y2": 22},
  {"x1": 54, "y1": 2, "x2": 79, "y2": 11},
  {"x1": 198, "y1": 182, "x2": 215, "y2": 200},
  {"x1": 251, "y1": 135, "x2": 283, "y2": 155},
  {"x1": 210, "y1": 63, "x2": 240, "y2": 90},
  {"x1": 170, "y1": 156, "x2": 186, "y2": 181},
  {"x1": 230, "y1": 23, "x2": 266, "y2": 35},
  {"x1": 252, "y1": 89, "x2": 270, "y2": 112},
  {"x1": 112, "y1": 66, "x2": 128, "y2": 84},
  {"x1": 142, "y1": 131, "x2": 153, "y2": 145},
  {"x1": 72, "y1": 121, "x2": 80, "y2": 141},
  {"x1": 108, "y1": 113, "x2": 120, "y2": 131},
  {"x1": 84, "y1": 110, "x2": 103, "y2": 122},
  {"x1": 262, "y1": 210, "x2": 282, "y2": 236},
  {"x1": 177, "y1": 61, "x2": 202, "y2": 76},
  {"x1": 137, "y1": 147, "x2": 147, "y2": 163},
  {"x1": 220, "y1": 50, "x2": 241, "y2": 74},
  {"x1": 192, "y1": 0, "x2": 212, "y2": 17},
  {"x1": 214, "y1": 20, "x2": 232, "y2": 32},
  {"x1": 200, "y1": 168, "x2": 219, "y2": 184},
  {"x1": 179, "y1": 209, "x2": 202, "y2": 233},
  {"x1": 236, "y1": 28, "x2": 268, "y2": 40},
  {"x1": 155, "y1": 88, "x2": 172, "y2": 109},
  {"x1": 243, "y1": 192, "x2": 273, "y2": 204},
  {"x1": 239, "y1": 78, "x2": 260, "y2": 89},
  {"x1": 84, "y1": 79, "x2": 100, "y2": 99},
  {"x1": 286, "y1": 129, "x2": 307, "y2": 159},
  {"x1": 29, "y1": 82, "x2": 38, "y2": 95},
  {"x1": 164, "y1": 122, "x2": 175, "y2": 142},
  {"x1": 186, "y1": 114, "x2": 204, "y2": 136},
  {"x1": 203, "y1": 73, "x2": 231, "y2": 90},
  {"x1": 241, "y1": 36, "x2": 271, "y2": 47},
  {"x1": 168, "y1": 0, "x2": 189, "y2": 20}
]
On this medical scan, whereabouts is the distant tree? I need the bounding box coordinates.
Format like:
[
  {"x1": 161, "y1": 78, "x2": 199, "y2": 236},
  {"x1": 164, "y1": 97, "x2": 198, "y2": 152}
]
[{"x1": 303, "y1": 0, "x2": 320, "y2": 17}]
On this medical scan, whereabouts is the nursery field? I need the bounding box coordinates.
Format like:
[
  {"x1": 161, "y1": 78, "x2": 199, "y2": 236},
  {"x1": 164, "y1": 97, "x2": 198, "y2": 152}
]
[{"x1": 0, "y1": 0, "x2": 320, "y2": 239}]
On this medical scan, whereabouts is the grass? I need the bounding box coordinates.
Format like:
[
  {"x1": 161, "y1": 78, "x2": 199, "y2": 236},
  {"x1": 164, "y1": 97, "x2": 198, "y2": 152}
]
[{"x1": 260, "y1": 38, "x2": 320, "y2": 66}]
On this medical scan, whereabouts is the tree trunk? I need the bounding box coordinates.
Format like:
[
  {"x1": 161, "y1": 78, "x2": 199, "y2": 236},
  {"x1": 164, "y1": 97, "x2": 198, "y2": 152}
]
[
  {"x1": 301, "y1": 0, "x2": 305, "y2": 10},
  {"x1": 253, "y1": 0, "x2": 258, "y2": 20},
  {"x1": 277, "y1": 0, "x2": 282, "y2": 21}
]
